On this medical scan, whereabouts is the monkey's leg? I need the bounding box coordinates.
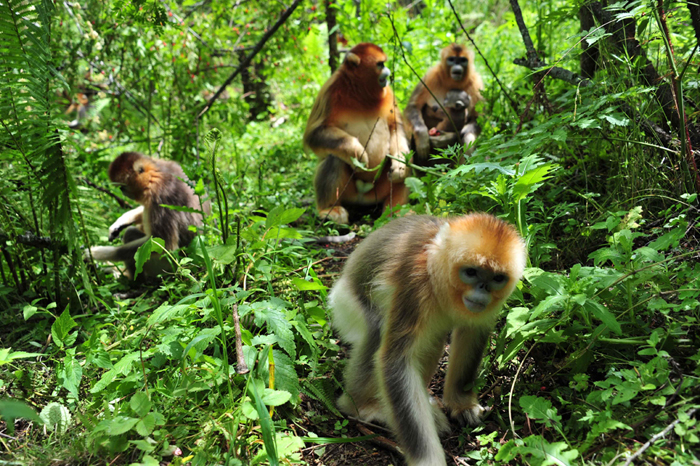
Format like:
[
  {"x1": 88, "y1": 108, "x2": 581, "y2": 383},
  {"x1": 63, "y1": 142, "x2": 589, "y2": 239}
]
[
  {"x1": 108, "y1": 206, "x2": 144, "y2": 241},
  {"x1": 368, "y1": 177, "x2": 409, "y2": 215},
  {"x1": 330, "y1": 277, "x2": 386, "y2": 423},
  {"x1": 378, "y1": 329, "x2": 447, "y2": 465},
  {"x1": 443, "y1": 325, "x2": 491, "y2": 426},
  {"x1": 315, "y1": 157, "x2": 356, "y2": 224},
  {"x1": 417, "y1": 334, "x2": 451, "y2": 437}
]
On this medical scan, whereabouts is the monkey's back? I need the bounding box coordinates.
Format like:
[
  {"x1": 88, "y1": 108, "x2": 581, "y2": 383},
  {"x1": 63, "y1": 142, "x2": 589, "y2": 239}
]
[{"x1": 335, "y1": 216, "x2": 444, "y2": 319}]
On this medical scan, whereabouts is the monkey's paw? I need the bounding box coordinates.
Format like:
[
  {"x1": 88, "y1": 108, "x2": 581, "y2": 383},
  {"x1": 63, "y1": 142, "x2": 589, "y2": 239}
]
[
  {"x1": 414, "y1": 128, "x2": 431, "y2": 159},
  {"x1": 351, "y1": 140, "x2": 369, "y2": 167},
  {"x1": 318, "y1": 206, "x2": 349, "y2": 224},
  {"x1": 389, "y1": 158, "x2": 409, "y2": 181},
  {"x1": 108, "y1": 222, "x2": 128, "y2": 242},
  {"x1": 449, "y1": 403, "x2": 490, "y2": 427}
]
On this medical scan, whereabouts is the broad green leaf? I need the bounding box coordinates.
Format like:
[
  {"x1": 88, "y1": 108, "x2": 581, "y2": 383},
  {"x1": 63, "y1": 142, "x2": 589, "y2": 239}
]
[
  {"x1": 62, "y1": 351, "x2": 83, "y2": 397},
  {"x1": 254, "y1": 300, "x2": 295, "y2": 357},
  {"x1": 130, "y1": 392, "x2": 152, "y2": 417},
  {"x1": 292, "y1": 277, "x2": 326, "y2": 291},
  {"x1": 250, "y1": 378, "x2": 278, "y2": 466},
  {"x1": 0, "y1": 348, "x2": 43, "y2": 365},
  {"x1": 0, "y1": 399, "x2": 43, "y2": 434},
  {"x1": 261, "y1": 389, "x2": 292, "y2": 407},
  {"x1": 135, "y1": 413, "x2": 156, "y2": 436},
  {"x1": 40, "y1": 402, "x2": 71, "y2": 434},
  {"x1": 512, "y1": 164, "x2": 555, "y2": 201},
  {"x1": 105, "y1": 416, "x2": 140, "y2": 436},
  {"x1": 583, "y1": 301, "x2": 622, "y2": 335},
  {"x1": 51, "y1": 307, "x2": 77, "y2": 348},
  {"x1": 520, "y1": 396, "x2": 562, "y2": 427}
]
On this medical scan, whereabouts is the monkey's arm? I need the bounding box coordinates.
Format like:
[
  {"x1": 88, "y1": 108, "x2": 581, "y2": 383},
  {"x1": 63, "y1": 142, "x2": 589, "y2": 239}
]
[
  {"x1": 85, "y1": 234, "x2": 150, "y2": 262},
  {"x1": 461, "y1": 121, "x2": 481, "y2": 148},
  {"x1": 388, "y1": 115, "x2": 411, "y2": 181},
  {"x1": 306, "y1": 125, "x2": 369, "y2": 166},
  {"x1": 404, "y1": 85, "x2": 431, "y2": 163},
  {"x1": 108, "y1": 206, "x2": 144, "y2": 241},
  {"x1": 443, "y1": 325, "x2": 491, "y2": 426}
]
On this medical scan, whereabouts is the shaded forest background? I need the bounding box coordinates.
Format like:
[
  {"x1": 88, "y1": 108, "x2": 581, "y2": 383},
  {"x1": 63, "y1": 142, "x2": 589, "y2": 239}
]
[{"x1": 1, "y1": 0, "x2": 699, "y2": 464}]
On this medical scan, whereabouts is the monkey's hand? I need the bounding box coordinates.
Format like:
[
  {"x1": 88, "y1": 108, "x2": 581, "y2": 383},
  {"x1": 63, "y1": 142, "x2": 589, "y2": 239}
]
[
  {"x1": 351, "y1": 138, "x2": 369, "y2": 167},
  {"x1": 389, "y1": 156, "x2": 409, "y2": 181},
  {"x1": 413, "y1": 127, "x2": 431, "y2": 160},
  {"x1": 108, "y1": 206, "x2": 145, "y2": 241}
]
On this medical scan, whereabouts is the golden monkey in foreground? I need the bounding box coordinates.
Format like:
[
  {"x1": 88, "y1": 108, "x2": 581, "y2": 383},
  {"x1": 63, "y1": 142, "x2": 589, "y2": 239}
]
[
  {"x1": 329, "y1": 213, "x2": 526, "y2": 466},
  {"x1": 86, "y1": 152, "x2": 207, "y2": 279}
]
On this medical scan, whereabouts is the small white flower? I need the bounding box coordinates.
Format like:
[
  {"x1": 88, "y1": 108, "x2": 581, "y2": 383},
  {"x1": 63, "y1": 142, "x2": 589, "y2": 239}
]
[{"x1": 89, "y1": 30, "x2": 99, "y2": 40}]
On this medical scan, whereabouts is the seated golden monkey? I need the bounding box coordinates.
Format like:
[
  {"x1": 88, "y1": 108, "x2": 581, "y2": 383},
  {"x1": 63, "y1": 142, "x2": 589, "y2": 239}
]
[{"x1": 85, "y1": 152, "x2": 207, "y2": 279}]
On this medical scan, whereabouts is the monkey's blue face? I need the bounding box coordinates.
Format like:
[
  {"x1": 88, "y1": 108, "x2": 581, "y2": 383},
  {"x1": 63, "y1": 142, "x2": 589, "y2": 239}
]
[
  {"x1": 446, "y1": 55, "x2": 469, "y2": 81},
  {"x1": 458, "y1": 266, "x2": 508, "y2": 313}
]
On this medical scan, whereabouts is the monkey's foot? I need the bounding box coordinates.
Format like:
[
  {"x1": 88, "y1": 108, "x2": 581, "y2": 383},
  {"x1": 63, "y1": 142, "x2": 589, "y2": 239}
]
[
  {"x1": 449, "y1": 403, "x2": 490, "y2": 426},
  {"x1": 338, "y1": 394, "x2": 388, "y2": 425},
  {"x1": 389, "y1": 158, "x2": 409, "y2": 181},
  {"x1": 318, "y1": 206, "x2": 349, "y2": 224}
]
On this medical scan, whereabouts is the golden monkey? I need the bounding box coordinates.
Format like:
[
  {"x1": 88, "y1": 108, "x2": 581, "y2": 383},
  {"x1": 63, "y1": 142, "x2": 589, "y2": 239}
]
[
  {"x1": 404, "y1": 44, "x2": 484, "y2": 165},
  {"x1": 85, "y1": 152, "x2": 208, "y2": 279},
  {"x1": 329, "y1": 213, "x2": 526, "y2": 466},
  {"x1": 304, "y1": 43, "x2": 411, "y2": 224},
  {"x1": 425, "y1": 89, "x2": 471, "y2": 136}
]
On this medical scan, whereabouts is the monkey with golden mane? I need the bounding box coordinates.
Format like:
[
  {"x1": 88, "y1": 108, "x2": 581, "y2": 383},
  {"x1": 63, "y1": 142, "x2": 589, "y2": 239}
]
[
  {"x1": 404, "y1": 44, "x2": 484, "y2": 165},
  {"x1": 85, "y1": 152, "x2": 207, "y2": 279},
  {"x1": 304, "y1": 43, "x2": 410, "y2": 224},
  {"x1": 329, "y1": 213, "x2": 526, "y2": 466}
]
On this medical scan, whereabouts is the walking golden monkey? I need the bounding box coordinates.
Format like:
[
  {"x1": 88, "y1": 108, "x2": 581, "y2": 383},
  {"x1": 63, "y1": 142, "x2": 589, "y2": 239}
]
[
  {"x1": 304, "y1": 43, "x2": 411, "y2": 224},
  {"x1": 329, "y1": 213, "x2": 526, "y2": 466}
]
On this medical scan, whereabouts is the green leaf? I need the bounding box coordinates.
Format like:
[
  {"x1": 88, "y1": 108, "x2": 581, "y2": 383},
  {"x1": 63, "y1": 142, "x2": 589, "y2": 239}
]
[
  {"x1": 130, "y1": 392, "x2": 152, "y2": 417},
  {"x1": 583, "y1": 300, "x2": 622, "y2": 335},
  {"x1": 0, "y1": 348, "x2": 43, "y2": 365},
  {"x1": 39, "y1": 402, "x2": 71, "y2": 434},
  {"x1": 512, "y1": 164, "x2": 555, "y2": 201},
  {"x1": 519, "y1": 396, "x2": 562, "y2": 428},
  {"x1": 261, "y1": 389, "x2": 292, "y2": 407},
  {"x1": 62, "y1": 351, "x2": 83, "y2": 397},
  {"x1": 51, "y1": 307, "x2": 77, "y2": 348},
  {"x1": 250, "y1": 378, "x2": 279, "y2": 466},
  {"x1": 292, "y1": 277, "x2": 326, "y2": 291},
  {"x1": 0, "y1": 399, "x2": 43, "y2": 434},
  {"x1": 135, "y1": 413, "x2": 156, "y2": 436},
  {"x1": 134, "y1": 237, "x2": 165, "y2": 279},
  {"x1": 23, "y1": 305, "x2": 38, "y2": 320},
  {"x1": 105, "y1": 416, "x2": 140, "y2": 436},
  {"x1": 254, "y1": 299, "x2": 295, "y2": 357}
]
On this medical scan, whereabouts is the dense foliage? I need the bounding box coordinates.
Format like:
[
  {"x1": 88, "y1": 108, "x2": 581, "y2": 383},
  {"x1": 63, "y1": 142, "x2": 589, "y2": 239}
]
[{"x1": 1, "y1": 0, "x2": 699, "y2": 464}]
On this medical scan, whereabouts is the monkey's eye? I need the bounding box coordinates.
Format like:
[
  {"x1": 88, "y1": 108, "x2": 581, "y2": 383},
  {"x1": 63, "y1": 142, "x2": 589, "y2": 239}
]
[
  {"x1": 138, "y1": 167, "x2": 145, "y2": 174},
  {"x1": 459, "y1": 267, "x2": 479, "y2": 284},
  {"x1": 377, "y1": 61, "x2": 385, "y2": 68},
  {"x1": 491, "y1": 274, "x2": 509, "y2": 290}
]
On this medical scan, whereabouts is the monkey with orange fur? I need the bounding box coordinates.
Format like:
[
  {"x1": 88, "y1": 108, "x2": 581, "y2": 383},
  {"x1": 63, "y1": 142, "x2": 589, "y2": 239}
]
[
  {"x1": 329, "y1": 213, "x2": 526, "y2": 466},
  {"x1": 85, "y1": 152, "x2": 208, "y2": 279},
  {"x1": 404, "y1": 44, "x2": 484, "y2": 165},
  {"x1": 304, "y1": 43, "x2": 410, "y2": 224}
]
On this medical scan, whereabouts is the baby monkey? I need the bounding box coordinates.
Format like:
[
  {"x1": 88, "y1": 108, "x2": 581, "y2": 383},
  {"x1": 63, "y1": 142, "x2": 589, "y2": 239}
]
[
  {"x1": 85, "y1": 152, "x2": 207, "y2": 279},
  {"x1": 329, "y1": 213, "x2": 526, "y2": 466},
  {"x1": 424, "y1": 89, "x2": 471, "y2": 136}
]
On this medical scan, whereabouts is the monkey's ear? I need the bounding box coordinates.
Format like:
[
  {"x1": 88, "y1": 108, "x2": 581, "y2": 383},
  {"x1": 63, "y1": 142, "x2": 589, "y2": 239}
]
[{"x1": 345, "y1": 52, "x2": 361, "y2": 66}]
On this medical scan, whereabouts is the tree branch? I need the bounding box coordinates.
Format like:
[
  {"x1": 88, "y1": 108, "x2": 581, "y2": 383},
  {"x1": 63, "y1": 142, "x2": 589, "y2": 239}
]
[{"x1": 197, "y1": 0, "x2": 303, "y2": 119}]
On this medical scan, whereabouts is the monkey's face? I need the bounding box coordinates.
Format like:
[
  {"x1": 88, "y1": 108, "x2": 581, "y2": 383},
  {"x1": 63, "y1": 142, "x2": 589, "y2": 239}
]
[
  {"x1": 445, "y1": 54, "x2": 469, "y2": 81},
  {"x1": 108, "y1": 152, "x2": 156, "y2": 203},
  {"x1": 444, "y1": 90, "x2": 470, "y2": 111},
  {"x1": 437, "y1": 214, "x2": 526, "y2": 317},
  {"x1": 345, "y1": 43, "x2": 390, "y2": 88},
  {"x1": 454, "y1": 265, "x2": 510, "y2": 314}
]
